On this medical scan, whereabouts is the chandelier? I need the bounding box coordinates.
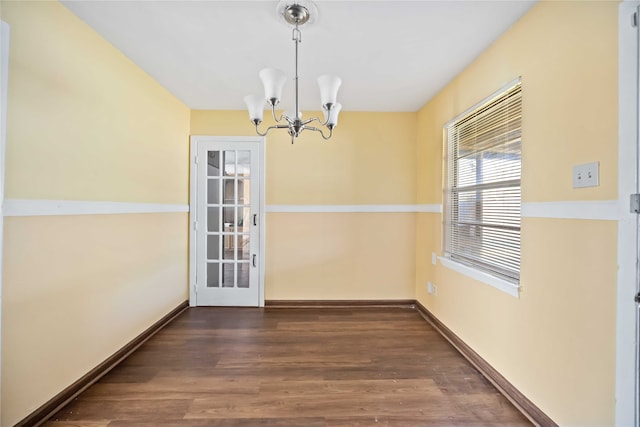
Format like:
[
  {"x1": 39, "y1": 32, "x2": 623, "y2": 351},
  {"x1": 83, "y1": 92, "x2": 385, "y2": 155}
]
[{"x1": 244, "y1": 1, "x2": 342, "y2": 144}]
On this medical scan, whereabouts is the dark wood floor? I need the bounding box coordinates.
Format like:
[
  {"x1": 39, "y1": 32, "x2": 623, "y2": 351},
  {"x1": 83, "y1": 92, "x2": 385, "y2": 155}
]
[{"x1": 46, "y1": 307, "x2": 532, "y2": 426}]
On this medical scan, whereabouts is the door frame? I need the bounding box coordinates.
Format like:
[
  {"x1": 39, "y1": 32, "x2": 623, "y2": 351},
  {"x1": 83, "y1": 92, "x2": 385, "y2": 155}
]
[
  {"x1": 617, "y1": 2, "x2": 639, "y2": 426},
  {"x1": 189, "y1": 135, "x2": 266, "y2": 307},
  {"x1": 0, "y1": 20, "x2": 10, "y2": 423}
]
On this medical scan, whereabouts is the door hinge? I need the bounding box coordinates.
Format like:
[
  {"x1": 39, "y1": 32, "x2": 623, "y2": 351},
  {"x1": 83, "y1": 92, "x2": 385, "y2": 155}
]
[
  {"x1": 194, "y1": 156, "x2": 198, "y2": 164},
  {"x1": 632, "y1": 12, "x2": 638, "y2": 28},
  {"x1": 635, "y1": 292, "x2": 640, "y2": 304},
  {"x1": 193, "y1": 221, "x2": 198, "y2": 231},
  {"x1": 630, "y1": 194, "x2": 640, "y2": 213}
]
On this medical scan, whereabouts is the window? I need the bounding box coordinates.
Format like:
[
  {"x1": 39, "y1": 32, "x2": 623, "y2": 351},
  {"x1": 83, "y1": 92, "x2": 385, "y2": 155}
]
[{"x1": 444, "y1": 79, "x2": 522, "y2": 284}]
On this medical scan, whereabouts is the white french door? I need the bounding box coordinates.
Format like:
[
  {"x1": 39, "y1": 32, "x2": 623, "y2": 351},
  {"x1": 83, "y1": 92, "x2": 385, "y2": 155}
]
[{"x1": 190, "y1": 136, "x2": 264, "y2": 307}]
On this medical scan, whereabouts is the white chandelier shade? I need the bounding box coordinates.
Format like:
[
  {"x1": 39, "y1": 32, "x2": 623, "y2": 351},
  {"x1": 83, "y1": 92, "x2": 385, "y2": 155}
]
[
  {"x1": 244, "y1": 1, "x2": 342, "y2": 144},
  {"x1": 259, "y1": 68, "x2": 287, "y2": 106},
  {"x1": 317, "y1": 75, "x2": 342, "y2": 107},
  {"x1": 243, "y1": 95, "x2": 266, "y2": 124}
]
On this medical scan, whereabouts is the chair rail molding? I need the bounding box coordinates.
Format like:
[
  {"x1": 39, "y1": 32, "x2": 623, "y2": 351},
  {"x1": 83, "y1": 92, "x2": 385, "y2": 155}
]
[{"x1": 3, "y1": 199, "x2": 189, "y2": 217}]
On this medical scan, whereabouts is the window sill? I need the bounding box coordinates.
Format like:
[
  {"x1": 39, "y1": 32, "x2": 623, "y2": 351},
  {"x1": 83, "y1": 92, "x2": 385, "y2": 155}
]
[{"x1": 437, "y1": 257, "x2": 520, "y2": 298}]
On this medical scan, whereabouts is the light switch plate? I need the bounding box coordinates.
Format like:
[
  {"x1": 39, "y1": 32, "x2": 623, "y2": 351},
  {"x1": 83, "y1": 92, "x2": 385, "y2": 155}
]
[{"x1": 573, "y1": 162, "x2": 599, "y2": 188}]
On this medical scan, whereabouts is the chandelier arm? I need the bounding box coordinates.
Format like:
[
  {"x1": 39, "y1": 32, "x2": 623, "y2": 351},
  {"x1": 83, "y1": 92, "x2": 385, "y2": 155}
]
[
  {"x1": 253, "y1": 122, "x2": 269, "y2": 137},
  {"x1": 304, "y1": 125, "x2": 333, "y2": 140},
  {"x1": 268, "y1": 124, "x2": 292, "y2": 133},
  {"x1": 271, "y1": 104, "x2": 286, "y2": 123},
  {"x1": 254, "y1": 122, "x2": 291, "y2": 137},
  {"x1": 305, "y1": 113, "x2": 331, "y2": 127}
]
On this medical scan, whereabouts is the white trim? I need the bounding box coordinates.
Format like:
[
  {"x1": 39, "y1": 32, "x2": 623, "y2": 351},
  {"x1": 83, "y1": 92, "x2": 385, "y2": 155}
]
[
  {"x1": 0, "y1": 20, "x2": 9, "y2": 423},
  {"x1": 189, "y1": 138, "x2": 198, "y2": 307},
  {"x1": 521, "y1": 200, "x2": 619, "y2": 221},
  {"x1": 616, "y1": 2, "x2": 639, "y2": 426},
  {"x1": 266, "y1": 200, "x2": 620, "y2": 221},
  {"x1": 438, "y1": 256, "x2": 520, "y2": 298},
  {"x1": 266, "y1": 202, "x2": 626, "y2": 221},
  {"x1": 258, "y1": 139, "x2": 266, "y2": 308},
  {"x1": 265, "y1": 204, "x2": 442, "y2": 213},
  {"x1": 2, "y1": 199, "x2": 622, "y2": 220},
  {"x1": 265, "y1": 201, "x2": 624, "y2": 220},
  {"x1": 3, "y1": 199, "x2": 188, "y2": 217}
]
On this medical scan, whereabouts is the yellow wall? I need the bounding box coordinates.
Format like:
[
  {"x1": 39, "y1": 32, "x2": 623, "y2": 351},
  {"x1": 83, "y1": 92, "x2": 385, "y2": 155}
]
[
  {"x1": 1, "y1": 2, "x2": 190, "y2": 425},
  {"x1": 2, "y1": 214, "x2": 188, "y2": 423},
  {"x1": 4, "y1": 2, "x2": 188, "y2": 203},
  {"x1": 266, "y1": 212, "x2": 415, "y2": 300},
  {"x1": 191, "y1": 110, "x2": 417, "y2": 205},
  {"x1": 192, "y1": 110, "x2": 417, "y2": 300},
  {"x1": 415, "y1": 1, "x2": 618, "y2": 426}
]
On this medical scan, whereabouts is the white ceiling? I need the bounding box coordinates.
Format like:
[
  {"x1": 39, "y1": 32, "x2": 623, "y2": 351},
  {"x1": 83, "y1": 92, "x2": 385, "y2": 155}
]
[{"x1": 61, "y1": 0, "x2": 536, "y2": 112}]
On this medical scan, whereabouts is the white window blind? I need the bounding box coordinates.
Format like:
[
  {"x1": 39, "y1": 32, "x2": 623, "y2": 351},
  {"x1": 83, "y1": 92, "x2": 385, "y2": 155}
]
[{"x1": 444, "y1": 80, "x2": 522, "y2": 283}]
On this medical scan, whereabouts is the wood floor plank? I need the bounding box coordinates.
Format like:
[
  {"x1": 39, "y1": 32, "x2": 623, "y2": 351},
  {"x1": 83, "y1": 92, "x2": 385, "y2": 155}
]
[
  {"x1": 50, "y1": 399, "x2": 192, "y2": 422},
  {"x1": 184, "y1": 390, "x2": 452, "y2": 420},
  {"x1": 79, "y1": 377, "x2": 261, "y2": 400},
  {"x1": 215, "y1": 354, "x2": 374, "y2": 369},
  {"x1": 45, "y1": 422, "x2": 110, "y2": 427},
  {"x1": 45, "y1": 307, "x2": 532, "y2": 426},
  {"x1": 106, "y1": 418, "x2": 327, "y2": 427}
]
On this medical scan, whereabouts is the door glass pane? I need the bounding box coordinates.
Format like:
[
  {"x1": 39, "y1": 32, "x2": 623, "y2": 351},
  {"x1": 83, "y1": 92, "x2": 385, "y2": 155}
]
[
  {"x1": 207, "y1": 179, "x2": 220, "y2": 204},
  {"x1": 238, "y1": 262, "x2": 250, "y2": 288},
  {"x1": 223, "y1": 180, "x2": 235, "y2": 205},
  {"x1": 207, "y1": 263, "x2": 219, "y2": 288},
  {"x1": 238, "y1": 207, "x2": 250, "y2": 232},
  {"x1": 239, "y1": 235, "x2": 250, "y2": 260},
  {"x1": 222, "y1": 263, "x2": 234, "y2": 287},
  {"x1": 207, "y1": 152, "x2": 220, "y2": 177},
  {"x1": 207, "y1": 235, "x2": 220, "y2": 260},
  {"x1": 237, "y1": 151, "x2": 251, "y2": 177},
  {"x1": 223, "y1": 207, "x2": 235, "y2": 231},
  {"x1": 238, "y1": 179, "x2": 250, "y2": 205},
  {"x1": 223, "y1": 235, "x2": 236, "y2": 260},
  {"x1": 224, "y1": 151, "x2": 236, "y2": 176},
  {"x1": 207, "y1": 207, "x2": 221, "y2": 232}
]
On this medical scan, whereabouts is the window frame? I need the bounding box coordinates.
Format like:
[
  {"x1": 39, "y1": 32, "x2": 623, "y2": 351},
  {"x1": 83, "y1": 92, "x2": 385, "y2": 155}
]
[{"x1": 441, "y1": 78, "x2": 522, "y2": 297}]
